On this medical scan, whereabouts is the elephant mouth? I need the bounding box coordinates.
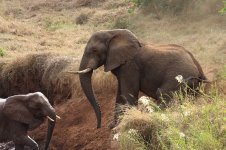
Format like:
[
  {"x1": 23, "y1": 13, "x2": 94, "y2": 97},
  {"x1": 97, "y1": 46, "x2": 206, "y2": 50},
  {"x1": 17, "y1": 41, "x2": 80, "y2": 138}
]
[
  {"x1": 34, "y1": 113, "x2": 60, "y2": 122},
  {"x1": 34, "y1": 112, "x2": 46, "y2": 120},
  {"x1": 35, "y1": 112, "x2": 44, "y2": 117}
]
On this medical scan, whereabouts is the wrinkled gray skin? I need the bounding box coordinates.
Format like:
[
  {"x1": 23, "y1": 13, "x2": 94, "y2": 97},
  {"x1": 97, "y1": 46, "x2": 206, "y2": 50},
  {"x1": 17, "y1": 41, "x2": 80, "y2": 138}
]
[
  {"x1": 78, "y1": 29, "x2": 207, "y2": 129},
  {"x1": 0, "y1": 92, "x2": 56, "y2": 150}
]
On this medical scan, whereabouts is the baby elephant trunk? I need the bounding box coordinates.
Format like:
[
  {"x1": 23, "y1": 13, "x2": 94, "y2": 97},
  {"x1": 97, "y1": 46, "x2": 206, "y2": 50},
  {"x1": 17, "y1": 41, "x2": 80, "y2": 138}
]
[{"x1": 44, "y1": 108, "x2": 56, "y2": 150}]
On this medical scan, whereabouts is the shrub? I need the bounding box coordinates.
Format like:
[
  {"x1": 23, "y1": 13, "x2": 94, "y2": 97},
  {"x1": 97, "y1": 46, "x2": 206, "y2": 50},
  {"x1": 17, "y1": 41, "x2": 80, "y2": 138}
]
[
  {"x1": 113, "y1": 17, "x2": 129, "y2": 29},
  {"x1": 75, "y1": 13, "x2": 89, "y2": 25}
]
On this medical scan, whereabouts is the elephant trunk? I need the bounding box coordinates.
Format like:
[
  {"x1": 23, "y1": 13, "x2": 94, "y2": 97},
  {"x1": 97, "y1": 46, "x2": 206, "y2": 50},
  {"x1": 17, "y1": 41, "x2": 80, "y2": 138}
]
[
  {"x1": 79, "y1": 62, "x2": 101, "y2": 128},
  {"x1": 44, "y1": 108, "x2": 56, "y2": 150}
]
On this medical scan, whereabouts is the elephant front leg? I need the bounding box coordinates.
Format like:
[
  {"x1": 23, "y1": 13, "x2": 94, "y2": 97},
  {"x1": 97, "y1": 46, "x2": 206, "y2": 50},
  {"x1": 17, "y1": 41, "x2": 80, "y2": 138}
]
[
  {"x1": 108, "y1": 85, "x2": 125, "y2": 129},
  {"x1": 14, "y1": 135, "x2": 39, "y2": 150},
  {"x1": 109, "y1": 65, "x2": 140, "y2": 129},
  {"x1": 28, "y1": 118, "x2": 44, "y2": 130}
]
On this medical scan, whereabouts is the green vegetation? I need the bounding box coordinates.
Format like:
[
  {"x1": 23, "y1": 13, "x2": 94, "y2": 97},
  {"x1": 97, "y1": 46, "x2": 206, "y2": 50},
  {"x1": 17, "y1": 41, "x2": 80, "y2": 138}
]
[
  {"x1": 219, "y1": 1, "x2": 226, "y2": 15},
  {"x1": 0, "y1": 48, "x2": 6, "y2": 57},
  {"x1": 117, "y1": 96, "x2": 225, "y2": 149},
  {"x1": 128, "y1": 0, "x2": 221, "y2": 18},
  {"x1": 129, "y1": 0, "x2": 190, "y2": 14},
  {"x1": 117, "y1": 72, "x2": 226, "y2": 150},
  {"x1": 43, "y1": 17, "x2": 75, "y2": 31}
]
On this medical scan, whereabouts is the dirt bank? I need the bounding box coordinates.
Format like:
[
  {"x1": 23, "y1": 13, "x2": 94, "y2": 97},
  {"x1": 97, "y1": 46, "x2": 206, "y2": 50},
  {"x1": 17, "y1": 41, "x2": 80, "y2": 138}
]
[{"x1": 0, "y1": 53, "x2": 117, "y2": 150}]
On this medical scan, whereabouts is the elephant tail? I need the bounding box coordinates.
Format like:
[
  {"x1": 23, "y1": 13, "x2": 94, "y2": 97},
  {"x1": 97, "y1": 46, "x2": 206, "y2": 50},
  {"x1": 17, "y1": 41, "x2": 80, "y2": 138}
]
[
  {"x1": 199, "y1": 74, "x2": 211, "y2": 83},
  {"x1": 184, "y1": 49, "x2": 209, "y2": 83},
  {"x1": 185, "y1": 76, "x2": 211, "y2": 83}
]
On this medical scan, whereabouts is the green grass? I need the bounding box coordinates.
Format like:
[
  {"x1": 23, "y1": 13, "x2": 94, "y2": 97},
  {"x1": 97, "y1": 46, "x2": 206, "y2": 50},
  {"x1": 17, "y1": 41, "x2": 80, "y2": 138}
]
[
  {"x1": 116, "y1": 76, "x2": 226, "y2": 150},
  {"x1": 219, "y1": 1, "x2": 226, "y2": 15},
  {"x1": 43, "y1": 17, "x2": 76, "y2": 31},
  {"x1": 0, "y1": 48, "x2": 6, "y2": 57}
]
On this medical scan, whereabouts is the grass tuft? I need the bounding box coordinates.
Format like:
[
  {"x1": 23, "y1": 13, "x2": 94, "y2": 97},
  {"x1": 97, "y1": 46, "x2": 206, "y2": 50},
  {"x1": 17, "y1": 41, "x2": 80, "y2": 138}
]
[
  {"x1": 75, "y1": 13, "x2": 89, "y2": 25},
  {"x1": 0, "y1": 48, "x2": 6, "y2": 57},
  {"x1": 113, "y1": 17, "x2": 130, "y2": 29}
]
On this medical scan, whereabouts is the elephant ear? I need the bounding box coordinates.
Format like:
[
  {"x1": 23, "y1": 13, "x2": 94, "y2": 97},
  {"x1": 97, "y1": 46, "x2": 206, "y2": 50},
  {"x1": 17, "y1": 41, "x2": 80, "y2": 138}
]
[
  {"x1": 104, "y1": 30, "x2": 141, "y2": 72},
  {"x1": 3, "y1": 96, "x2": 34, "y2": 124}
]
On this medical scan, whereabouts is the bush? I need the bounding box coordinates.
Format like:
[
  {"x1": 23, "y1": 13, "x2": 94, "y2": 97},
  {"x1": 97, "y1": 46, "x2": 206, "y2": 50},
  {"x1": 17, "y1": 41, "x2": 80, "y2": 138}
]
[
  {"x1": 113, "y1": 17, "x2": 130, "y2": 29},
  {"x1": 75, "y1": 13, "x2": 89, "y2": 25}
]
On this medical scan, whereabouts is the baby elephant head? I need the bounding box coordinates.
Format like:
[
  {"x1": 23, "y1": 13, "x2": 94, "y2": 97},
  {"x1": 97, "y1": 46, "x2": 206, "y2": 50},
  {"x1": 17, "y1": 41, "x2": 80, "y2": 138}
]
[
  {"x1": 75, "y1": 29, "x2": 141, "y2": 128},
  {"x1": 3, "y1": 92, "x2": 57, "y2": 150}
]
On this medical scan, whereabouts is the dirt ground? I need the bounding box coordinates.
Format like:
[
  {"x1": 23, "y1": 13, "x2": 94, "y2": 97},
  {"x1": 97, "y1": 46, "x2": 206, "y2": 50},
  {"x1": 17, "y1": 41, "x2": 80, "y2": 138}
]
[{"x1": 34, "y1": 95, "x2": 116, "y2": 150}]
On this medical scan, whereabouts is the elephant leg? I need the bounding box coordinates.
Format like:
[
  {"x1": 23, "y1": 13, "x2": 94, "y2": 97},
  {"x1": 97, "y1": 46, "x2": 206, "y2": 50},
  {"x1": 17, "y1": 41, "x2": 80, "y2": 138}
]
[
  {"x1": 118, "y1": 64, "x2": 140, "y2": 106},
  {"x1": 14, "y1": 135, "x2": 39, "y2": 150},
  {"x1": 156, "y1": 88, "x2": 174, "y2": 108},
  {"x1": 28, "y1": 118, "x2": 44, "y2": 130},
  {"x1": 15, "y1": 144, "x2": 24, "y2": 150},
  {"x1": 109, "y1": 64, "x2": 140, "y2": 129},
  {"x1": 156, "y1": 79, "x2": 179, "y2": 108},
  {"x1": 109, "y1": 84, "x2": 124, "y2": 129}
]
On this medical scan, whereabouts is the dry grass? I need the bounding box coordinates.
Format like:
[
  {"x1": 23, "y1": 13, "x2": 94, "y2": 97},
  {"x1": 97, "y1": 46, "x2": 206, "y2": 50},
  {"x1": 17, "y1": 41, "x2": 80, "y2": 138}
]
[{"x1": 0, "y1": 52, "x2": 116, "y2": 104}]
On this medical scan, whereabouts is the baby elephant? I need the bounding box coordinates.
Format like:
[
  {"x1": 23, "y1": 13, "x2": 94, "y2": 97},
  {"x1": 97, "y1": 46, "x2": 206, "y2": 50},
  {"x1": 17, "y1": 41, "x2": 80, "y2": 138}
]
[{"x1": 0, "y1": 92, "x2": 58, "y2": 150}]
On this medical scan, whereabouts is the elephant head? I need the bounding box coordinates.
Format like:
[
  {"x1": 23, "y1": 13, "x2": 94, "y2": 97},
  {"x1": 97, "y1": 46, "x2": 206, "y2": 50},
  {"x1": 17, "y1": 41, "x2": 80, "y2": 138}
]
[
  {"x1": 2, "y1": 92, "x2": 56, "y2": 150},
  {"x1": 77, "y1": 29, "x2": 141, "y2": 128}
]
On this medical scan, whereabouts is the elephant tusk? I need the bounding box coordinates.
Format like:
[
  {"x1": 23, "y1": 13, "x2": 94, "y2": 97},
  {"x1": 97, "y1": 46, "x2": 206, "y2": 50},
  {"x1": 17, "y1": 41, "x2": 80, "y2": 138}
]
[
  {"x1": 47, "y1": 116, "x2": 54, "y2": 122},
  {"x1": 56, "y1": 115, "x2": 61, "y2": 119},
  {"x1": 67, "y1": 68, "x2": 92, "y2": 74}
]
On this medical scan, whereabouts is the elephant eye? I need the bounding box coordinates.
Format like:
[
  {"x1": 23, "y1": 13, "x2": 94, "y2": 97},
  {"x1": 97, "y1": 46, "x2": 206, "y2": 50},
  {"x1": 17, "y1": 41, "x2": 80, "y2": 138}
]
[{"x1": 93, "y1": 49, "x2": 98, "y2": 53}]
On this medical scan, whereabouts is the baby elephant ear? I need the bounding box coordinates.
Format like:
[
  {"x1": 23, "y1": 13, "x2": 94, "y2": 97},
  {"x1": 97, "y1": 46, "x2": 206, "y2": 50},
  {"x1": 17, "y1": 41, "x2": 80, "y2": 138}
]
[
  {"x1": 104, "y1": 30, "x2": 141, "y2": 72},
  {"x1": 3, "y1": 95, "x2": 34, "y2": 124}
]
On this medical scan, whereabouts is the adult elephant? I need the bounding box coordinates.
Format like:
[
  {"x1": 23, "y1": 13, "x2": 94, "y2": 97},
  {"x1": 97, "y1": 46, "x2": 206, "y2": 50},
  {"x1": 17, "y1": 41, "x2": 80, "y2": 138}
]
[
  {"x1": 75, "y1": 29, "x2": 207, "y2": 129},
  {"x1": 0, "y1": 92, "x2": 59, "y2": 150}
]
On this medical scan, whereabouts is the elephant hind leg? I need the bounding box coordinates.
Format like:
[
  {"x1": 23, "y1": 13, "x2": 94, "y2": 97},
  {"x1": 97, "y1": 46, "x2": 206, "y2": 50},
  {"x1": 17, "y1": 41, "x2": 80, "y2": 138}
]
[
  {"x1": 156, "y1": 79, "x2": 179, "y2": 108},
  {"x1": 156, "y1": 88, "x2": 174, "y2": 109}
]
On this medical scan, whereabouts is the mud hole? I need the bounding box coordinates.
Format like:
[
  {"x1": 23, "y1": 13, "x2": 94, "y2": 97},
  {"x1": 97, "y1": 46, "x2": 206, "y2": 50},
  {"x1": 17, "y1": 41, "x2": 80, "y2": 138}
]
[{"x1": 0, "y1": 53, "x2": 117, "y2": 150}]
